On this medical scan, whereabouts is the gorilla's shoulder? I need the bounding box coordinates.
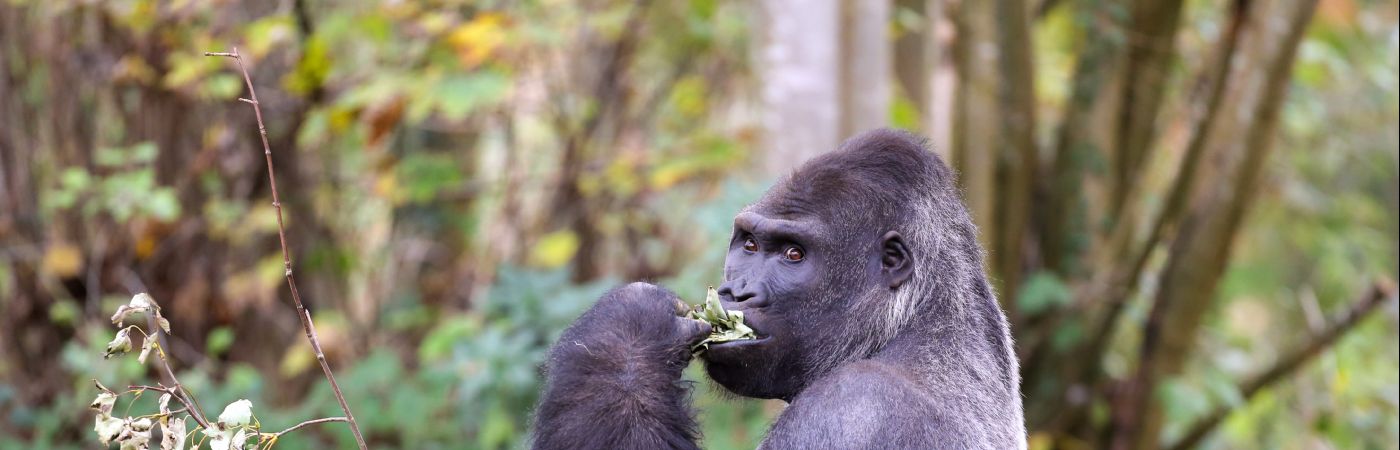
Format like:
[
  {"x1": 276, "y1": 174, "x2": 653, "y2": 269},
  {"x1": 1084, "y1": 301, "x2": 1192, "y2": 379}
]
[{"x1": 761, "y1": 360, "x2": 976, "y2": 449}]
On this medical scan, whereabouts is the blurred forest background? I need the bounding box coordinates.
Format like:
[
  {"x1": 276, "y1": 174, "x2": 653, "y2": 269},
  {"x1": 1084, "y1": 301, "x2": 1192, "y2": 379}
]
[{"x1": 1, "y1": 0, "x2": 1396, "y2": 449}]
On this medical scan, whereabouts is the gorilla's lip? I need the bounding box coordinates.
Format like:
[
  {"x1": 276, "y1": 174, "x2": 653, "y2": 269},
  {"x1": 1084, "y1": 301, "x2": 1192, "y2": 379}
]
[
  {"x1": 709, "y1": 334, "x2": 770, "y2": 348},
  {"x1": 703, "y1": 334, "x2": 772, "y2": 360}
]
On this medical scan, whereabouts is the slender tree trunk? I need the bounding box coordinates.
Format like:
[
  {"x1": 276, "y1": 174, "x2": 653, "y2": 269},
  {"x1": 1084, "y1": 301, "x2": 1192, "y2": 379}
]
[
  {"x1": 1110, "y1": 1, "x2": 1320, "y2": 448},
  {"x1": 840, "y1": 0, "x2": 892, "y2": 139},
  {"x1": 1109, "y1": 0, "x2": 1185, "y2": 218},
  {"x1": 760, "y1": 0, "x2": 841, "y2": 175},
  {"x1": 950, "y1": 0, "x2": 1000, "y2": 266},
  {"x1": 894, "y1": 0, "x2": 931, "y2": 117},
  {"x1": 926, "y1": 0, "x2": 956, "y2": 158},
  {"x1": 991, "y1": 0, "x2": 1037, "y2": 304},
  {"x1": 1041, "y1": 0, "x2": 1129, "y2": 275}
]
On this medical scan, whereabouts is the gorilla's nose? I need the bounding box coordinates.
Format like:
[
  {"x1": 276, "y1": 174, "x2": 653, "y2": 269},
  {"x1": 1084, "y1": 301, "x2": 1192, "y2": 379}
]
[{"x1": 718, "y1": 281, "x2": 762, "y2": 306}]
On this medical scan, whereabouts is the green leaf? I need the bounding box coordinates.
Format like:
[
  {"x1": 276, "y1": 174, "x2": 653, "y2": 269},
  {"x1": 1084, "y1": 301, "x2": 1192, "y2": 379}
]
[
  {"x1": 104, "y1": 328, "x2": 133, "y2": 359},
  {"x1": 419, "y1": 315, "x2": 481, "y2": 360},
  {"x1": 430, "y1": 72, "x2": 510, "y2": 121},
  {"x1": 206, "y1": 326, "x2": 235, "y2": 356},
  {"x1": 128, "y1": 142, "x2": 158, "y2": 163},
  {"x1": 685, "y1": 286, "x2": 756, "y2": 353},
  {"x1": 146, "y1": 189, "x2": 181, "y2": 221},
  {"x1": 1016, "y1": 271, "x2": 1073, "y2": 315},
  {"x1": 60, "y1": 167, "x2": 91, "y2": 190}
]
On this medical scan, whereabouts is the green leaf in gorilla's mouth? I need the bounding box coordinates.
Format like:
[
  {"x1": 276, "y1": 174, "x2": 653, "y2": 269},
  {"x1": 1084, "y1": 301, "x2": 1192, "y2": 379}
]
[{"x1": 684, "y1": 286, "x2": 757, "y2": 354}]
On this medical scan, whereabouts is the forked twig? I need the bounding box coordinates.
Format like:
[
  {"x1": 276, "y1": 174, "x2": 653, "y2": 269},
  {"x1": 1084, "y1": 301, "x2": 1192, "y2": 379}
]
[{"x1": 205, "y1": 48, "x2": 368, "y2": 450}]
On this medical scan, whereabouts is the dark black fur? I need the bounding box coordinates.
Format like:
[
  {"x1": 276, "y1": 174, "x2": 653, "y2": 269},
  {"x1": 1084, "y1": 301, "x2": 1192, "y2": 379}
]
[{"x1": 532, "y1": 129, "x2": 1026, "y2": 449}]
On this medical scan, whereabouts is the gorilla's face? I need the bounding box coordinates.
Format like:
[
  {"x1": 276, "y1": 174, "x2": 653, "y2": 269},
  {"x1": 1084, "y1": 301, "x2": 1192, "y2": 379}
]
[
  {"x1": 702, "y1": 208, "x2": 828, "y2": 400},
  {"x1": 701, "y1": 197, "x2": 911, "y2": 400}
]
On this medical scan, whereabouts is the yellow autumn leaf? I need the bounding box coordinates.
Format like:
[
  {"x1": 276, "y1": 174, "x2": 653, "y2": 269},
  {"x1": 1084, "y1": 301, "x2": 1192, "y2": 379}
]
[
  {"x1": 42, "y1": 242, "x2": 83, "y2": 278},
  {"x1": 529, "y1": 230, "x2": 579, "y2": 269},
  {"x1": 447, "y1": 13, "x2": 508, "y2": 68},
  {"x1": 279, "y1": 340, "x2": 315, "y2": 378},
  {"x1": 374, "y1": 172, "x2": 399, "y2": 201}
]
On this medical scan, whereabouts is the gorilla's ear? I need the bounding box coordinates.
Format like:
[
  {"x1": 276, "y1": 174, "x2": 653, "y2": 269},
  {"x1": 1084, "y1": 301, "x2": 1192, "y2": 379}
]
[{"x1": 880, "y1": 231, "x2": 914, "y2": 289}]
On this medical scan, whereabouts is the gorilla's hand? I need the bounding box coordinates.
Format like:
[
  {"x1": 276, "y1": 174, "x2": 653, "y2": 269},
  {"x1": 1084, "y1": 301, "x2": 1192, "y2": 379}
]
[
  {"x1": 532, "y1": 283, "x2": 709, "y2": 450},
  {"x1": 559, "y1": 282, "x2": 711, "y2": 370}
]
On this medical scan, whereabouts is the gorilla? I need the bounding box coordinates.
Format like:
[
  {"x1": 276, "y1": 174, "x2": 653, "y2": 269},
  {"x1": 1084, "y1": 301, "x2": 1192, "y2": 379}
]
[{"x1": 532, "y1": 129, "x2": 1026, "y2": 449}]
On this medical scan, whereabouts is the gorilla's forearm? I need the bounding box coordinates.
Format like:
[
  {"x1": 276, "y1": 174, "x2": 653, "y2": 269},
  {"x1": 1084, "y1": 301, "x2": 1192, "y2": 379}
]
[{"x1": 533, "y1": 304, "x2": 701, "y2": 450}]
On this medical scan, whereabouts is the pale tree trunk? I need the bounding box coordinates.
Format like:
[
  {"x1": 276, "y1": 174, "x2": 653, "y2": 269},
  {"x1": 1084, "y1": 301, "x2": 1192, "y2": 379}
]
[
  {"x1": 759, "y1": 0, "x2": 892, "y2": 175},
  {"x1": 950, "y1": 0, "x2": 1000, "y2": 262},
  {"x1": 1110, "y1": 0, "x2": 1321, "y2": 448},
  {"x1": 840, "y1": 0, "x2": 892, "y2": 140},
  {"x1": 759, "y1": 0, "x2": 841, "y2": 176},
  {"x1": 926, "y1": 0, "x2": 956, "y2": 159},
  {"x1": 898, "y1": 0, "x2": 958, "y2": 158}
]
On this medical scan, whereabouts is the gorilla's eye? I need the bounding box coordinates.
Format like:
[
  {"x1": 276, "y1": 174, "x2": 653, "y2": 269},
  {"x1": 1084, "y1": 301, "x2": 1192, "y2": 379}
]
[
  {"x1": 783, "y1": 246, "x2": 805, "y2": 262},
  {"x1": 742, "y1": 238, "x2": 758, "y2": 253}
]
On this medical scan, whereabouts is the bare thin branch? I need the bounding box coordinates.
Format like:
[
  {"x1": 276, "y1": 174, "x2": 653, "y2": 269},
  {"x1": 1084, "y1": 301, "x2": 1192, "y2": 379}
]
[
  {"x1": 206, "y1": 47, "x2": 368, "y2": 450},
  {"x1": 264, "y1": 417, "x2": 349, "y2": 438},
  {"x1": 1166, "y1": 279, "x2": 1396, "y2": 450},
  {"x1": 129, "y1": 384, "x2": 211, "y2": 430},
  {"x1": 141, "y1": 316, "x2": 212, "y2": 428}
]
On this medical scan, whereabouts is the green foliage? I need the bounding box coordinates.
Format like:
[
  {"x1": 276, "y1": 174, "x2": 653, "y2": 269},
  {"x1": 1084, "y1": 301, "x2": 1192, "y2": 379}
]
[
  {"x1": 43, "y1": 142, "x2": 182, "y2": 223},
  {"x1": 1016, "y1": 271, "x2": 1073, "y2": 316}
]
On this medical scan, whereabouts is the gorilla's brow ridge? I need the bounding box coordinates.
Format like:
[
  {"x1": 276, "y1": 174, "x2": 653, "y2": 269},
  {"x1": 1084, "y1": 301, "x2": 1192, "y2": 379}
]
[{"x1": 733, "y1": 211, "x2": 821, "y2": 243}]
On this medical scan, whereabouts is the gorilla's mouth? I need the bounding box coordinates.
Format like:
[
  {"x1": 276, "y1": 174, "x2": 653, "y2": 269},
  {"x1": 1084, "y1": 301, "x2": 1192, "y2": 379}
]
[
  {"x1": 705, "y1": 316, "x2": 772, "y2": 354},
  {"x1": 709, "y1": 333, "x2": 770, "y2": 347},
  {"x1": 704, "y1": 334, "x2": 772, "y2": 359},
  {"x1": 702, "y1": 310, "x2": 773, "y2": 358}
]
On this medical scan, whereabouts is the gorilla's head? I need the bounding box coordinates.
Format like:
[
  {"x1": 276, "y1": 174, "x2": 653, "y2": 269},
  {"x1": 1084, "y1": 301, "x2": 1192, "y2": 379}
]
[{"x1": 701, "y1": 129, "x2": 993, "y2": 400}]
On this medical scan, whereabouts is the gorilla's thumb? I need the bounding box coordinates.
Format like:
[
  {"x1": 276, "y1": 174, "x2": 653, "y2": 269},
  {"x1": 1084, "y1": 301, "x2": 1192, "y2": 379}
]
[{"x1": 678, "y1": 318, "x2": 712, "y2": 347}]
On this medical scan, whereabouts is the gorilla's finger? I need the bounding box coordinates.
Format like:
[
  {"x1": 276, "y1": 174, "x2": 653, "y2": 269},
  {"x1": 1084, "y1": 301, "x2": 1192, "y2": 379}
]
[
  {"x1": 673, "y1": 299, "x2": 691, "y2": 316},
  {"x1": 677, "y1": 318, "x2": 712, "y2": 346}
]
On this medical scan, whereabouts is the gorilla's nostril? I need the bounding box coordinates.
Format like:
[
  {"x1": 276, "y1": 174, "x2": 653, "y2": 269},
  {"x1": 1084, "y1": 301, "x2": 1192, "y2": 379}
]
[{"x1": 717, "y1": 283, "x2": 752, "y2": 303}]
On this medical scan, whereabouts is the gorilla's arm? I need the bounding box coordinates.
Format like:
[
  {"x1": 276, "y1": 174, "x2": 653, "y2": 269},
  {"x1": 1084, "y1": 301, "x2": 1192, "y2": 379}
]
[{"x1": 532, "y1": 283, "x2": 709, "y2": 450}]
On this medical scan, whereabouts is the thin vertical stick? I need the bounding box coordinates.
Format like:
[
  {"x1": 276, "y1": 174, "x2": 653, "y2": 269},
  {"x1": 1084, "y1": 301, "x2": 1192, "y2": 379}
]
[{"x1": 205, "y1": 48, "x2": 368, "y2": 450}]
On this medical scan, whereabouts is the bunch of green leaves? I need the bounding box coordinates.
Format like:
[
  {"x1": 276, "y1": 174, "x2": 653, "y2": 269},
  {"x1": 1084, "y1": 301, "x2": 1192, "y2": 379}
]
[{"x1": 684, "y1": 287, "x2": 756, "y2": 353}]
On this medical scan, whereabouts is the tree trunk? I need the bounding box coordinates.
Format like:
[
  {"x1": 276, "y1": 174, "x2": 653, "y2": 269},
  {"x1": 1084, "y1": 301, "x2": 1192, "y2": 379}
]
[
  {"x1": 926, "y1": 0, "x2": 956, "y2": 158},
  {"x1": 1110, "y1": 1, "x2": 1320, "y2": 448},
  {"x1": 950, "y1": 0, "x2": 1000, "y2": 267},
  {"x1": 759, "y1": 0, "x2": 842, "y2": 176},
  {"x1": 1109, "y1": 0, "x2": 1185, "y2": 218},
  {"x1": 1041, "y1": 0, "x2": 1129, "y2": 276},
  {"x1": 894, "y1": 0, "x2": 931, "y2": 117},
  {"x1": 840, "y1": 0, "x2": 892, "y2": 140},
  {"x1": 991, "y1": 0, "x2": 1037, "y2": 304}
]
